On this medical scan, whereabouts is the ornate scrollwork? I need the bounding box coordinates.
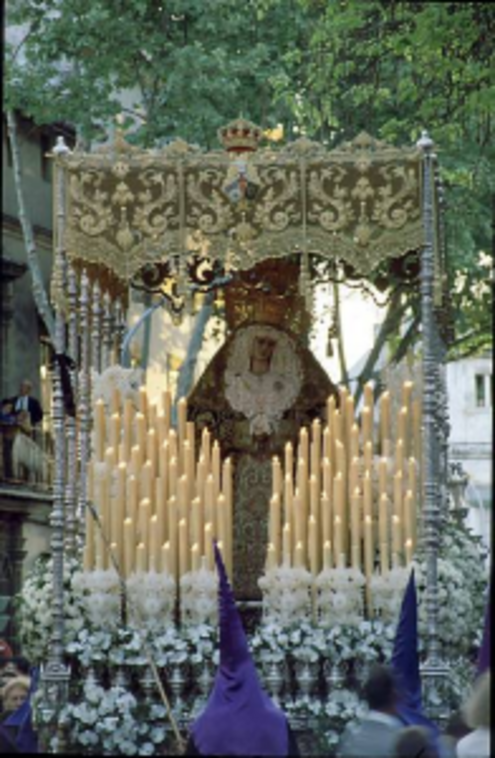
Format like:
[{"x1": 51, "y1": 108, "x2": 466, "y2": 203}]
[{"x1": 59, "y1": 125, "x2": 426, "y2": 287}]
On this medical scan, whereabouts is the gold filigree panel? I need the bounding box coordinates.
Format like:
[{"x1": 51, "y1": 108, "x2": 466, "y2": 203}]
[{"x1": 59, "y1": 131, "x2": 424, "y2": 283}]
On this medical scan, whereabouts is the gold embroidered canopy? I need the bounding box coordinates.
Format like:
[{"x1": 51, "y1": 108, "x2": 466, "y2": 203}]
[{"x1": 56, "y1": 120, "x2": 425, "y2": 285}]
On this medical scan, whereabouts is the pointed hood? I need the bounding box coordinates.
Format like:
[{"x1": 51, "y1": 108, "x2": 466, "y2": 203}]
[
  {"x1": 391, "y1": 570, "x2": 439, "y2": 738},
  {"x1": 476, "y1": 584, "x2": 490, "y2": 677},
  {"x1": 191, "y1": 542, "x2": 288, "y2": 756}
]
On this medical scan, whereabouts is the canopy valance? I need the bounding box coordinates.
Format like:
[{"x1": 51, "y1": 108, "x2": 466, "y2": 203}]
[{"x1": 56, "y1": 125, "x2": 425, "y2": 284}]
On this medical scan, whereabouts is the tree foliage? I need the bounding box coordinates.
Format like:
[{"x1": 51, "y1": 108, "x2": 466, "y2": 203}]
[{"x1": 5, "y1": 0, "x2": 494, "y2": 363}]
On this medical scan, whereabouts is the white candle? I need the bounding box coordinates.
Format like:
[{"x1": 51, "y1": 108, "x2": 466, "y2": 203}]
[
  {"x1": 123, "y1": 398, "x2": 134, "y2": 461},
  {"x1": 308, "y1": 515, "x2": 318, "y2": 576},
  {"x1": 271, "y1": 456, "x2": 282, "y2": 499},
  {"x1": 294, "y1": 541, "x2": 304, "y2": 569},
  {"x1": 284, "y1": 442, "x2": 293, "y2": 477},
  {"x1": 204, "y1": 522, "x2": 213, "y2": 570},
  {"x1": 191, "y1": 542, "x2": 200, "y2": 573},
  {"x1": 178, "y1": 518, "x2": 188, "y2": 577},
  {"x1": 334, "y1": 514, "x2": 343, "y2": 560},
  {"x1": 138, "y1": 386, "x2": 148, "y2": 418},
  {"x1": 361, "y1": 407, "x2": 372, "y2": 443},
  {"x1": 364, "y1": 515, "x2": 373, "y2": 609},
  {"x1": 364, "y1": 382, "x2": 374, "y2": 409},
  {"x1": 94, "y1": 399, "x2": 106, "y2": 461},
  {"x1": 396, "y1": 439, "x2": 404, "y2": 475},
  {"x1": 110, "y1": 413, "x2": 121, "y2": 452},
  {"x1": 150, "y1": 514, "x2": 159, "y2": 571},
  {"x1": 282, "y1": 522, "x2": 291, "y2": 566},
  {"x1": 380, "y1": 391, "x2": 391, "y2": 447},
  {"x1": 364, "y1": 440, "x2": 373, "y2": 472},
  {"x1": 363, "y1": 471, "x2": 373, "y2": 518},
  {"x1": 323, "y1": 540, "x2": 332, "y2": 570},
  {"x1": 139, "y1": 498, "x2": 151, "y2": 552},
  {"x1": 177, "y1": 397, "x2": 187, "y2": 445},
  {"x1": 392, "y1": 514, "x2": 401, "y2": 555},
  {"x1": 327, "y1": 394, "x2": 336, "y2": 426},
  {"x1": 379, "y1": 493, "x2": 389, "y2": 558},
  {"x1": 123, "y1": 517, "x2": 134, "y2": 577},
  {"x1": 351, "y1": 486, "x2": 361, "y2": 569},
  {"x1": 162, "y1": 390, "x2": 172, "y2": 433},
  {"x1": 405, "y1": 538, "x2": 414, "y2": 565},
  {"x1": 266, "y1": 542, "x2": 276, "y2": 571},
  {"x1": 136, "y1": 542, "x2": 146, "y2": 573},
  {"x1": 402, "y1": 381, "x2": 413, "y2": 410},
  {"x1": 161, "y1": 541, "x2": 171, "y2": 574},
  {"x1": 269, "y1": 494, "x2": 281, "y2": 565},
  {"x1": 321, "y1": 491, "x2": 331, "y2": 545},
  {"x1": 398, "y1": 407, "x2": 408, "y2": 456}
]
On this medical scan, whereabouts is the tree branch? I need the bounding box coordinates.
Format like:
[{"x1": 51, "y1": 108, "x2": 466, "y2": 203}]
[
  {"x1": 353, "y1": 288, "x2": 406, "y2": 406},
  {"x1": 6, "y1": 109, "x2": 55, "y2": 342}
]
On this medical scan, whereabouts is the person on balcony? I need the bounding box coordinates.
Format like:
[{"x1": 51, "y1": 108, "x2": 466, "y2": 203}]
[
  {"x1": 1, "y1": 380, "x2": 44, "y2": 480},
  {"x1": 1, "y1": 380, "x2": 43, "y2": 430}
]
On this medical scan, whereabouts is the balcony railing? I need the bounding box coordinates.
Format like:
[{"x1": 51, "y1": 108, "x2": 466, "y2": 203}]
[{"x1": 0, "y1": 420, "x2": 53, "y2": 489}]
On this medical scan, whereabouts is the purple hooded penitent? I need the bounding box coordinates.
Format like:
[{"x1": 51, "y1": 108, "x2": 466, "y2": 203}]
[{"x1": 191, "y1": 541, "x2": 289, "y2": 756}]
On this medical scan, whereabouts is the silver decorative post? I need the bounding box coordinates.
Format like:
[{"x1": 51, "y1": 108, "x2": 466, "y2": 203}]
[
  {"x1": 76, "y1": 271, "x2": 92, "y2": 549},
  {"x1": 65, "y1": 264, "x2": 78, "y2": 554},
  {"x1": 40, "y1": 150, "x2": 71, "y2": 751},
  {"x1": 114, "y1": 298, "x2": 127, "y2": 365},
  {"x1": 91, "y1": 279, "x2": 102, "y2": 373},
  {"x1": 416, "y1": 130, "x2": 449, "y2": 719},
  {"x1": 102, "y1": 290, "x2": 113, "y2": 370}
]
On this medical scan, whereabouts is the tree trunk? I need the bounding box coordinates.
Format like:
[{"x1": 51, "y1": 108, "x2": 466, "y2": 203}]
[
  {"x1": 333, "y1": 282, "x2": 349, "y2": 387},
  {"x1": 353, "y1": 288, "x2": 408, "y2": 407},
  {"x1": 6, "y1": 109, "x2": 55, "y2": 342}
]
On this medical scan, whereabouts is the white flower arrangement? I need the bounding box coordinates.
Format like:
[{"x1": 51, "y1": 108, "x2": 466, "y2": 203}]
[
  {"x1": 60, "y1": 681, "x2": 167, "y2": 756},
  {"x1": 315, "y1": 566, "x2": 366, "y2": 626},
  {"x1": 258, "y1": 566, "x2": 313, "y2": 625},
  {"x1": 126, "y1": 570, "x2": 176, "y2": 631},
  {"x1": 72, "y1": 567, "x2": 122, "y2": 631},
  {"x1": 369, "y1": 566, "x2": 410, "y2": 621},
  {"x1": 179, "y1": 565, "x2": 217, "y2": 626},
  {"x1": 414, "y1": 519, "x2": 488, "y2": 657},
  {"x1": 16, "y1": 554, "x2": 88, "y2": 662}
]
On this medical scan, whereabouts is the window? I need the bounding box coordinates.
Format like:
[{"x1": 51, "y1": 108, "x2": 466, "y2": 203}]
[{"x1": 475, "y1": 374, "x2": 493, "y2": 408}]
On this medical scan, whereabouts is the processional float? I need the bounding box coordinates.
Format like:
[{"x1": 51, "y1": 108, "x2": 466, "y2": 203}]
[{"x1": 41, "y1": 118, "x2": 452, "y2": 739}]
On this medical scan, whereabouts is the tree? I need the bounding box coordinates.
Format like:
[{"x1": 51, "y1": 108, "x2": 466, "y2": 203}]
[{"x1": 279, "y1": 1, "x2": 495, "y2": 364}]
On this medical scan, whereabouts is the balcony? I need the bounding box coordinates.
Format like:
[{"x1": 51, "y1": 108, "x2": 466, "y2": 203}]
[{"x1": 0, "y1": 419, "x2": 53, "y2": 490}]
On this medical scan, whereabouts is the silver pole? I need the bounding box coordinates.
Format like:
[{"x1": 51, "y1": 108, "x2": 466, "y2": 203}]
[
  {"x1": 40, "y1": 147, "x2": 71, "y2": 751},
  {"x1": 416, "y1": 130, "x2": 449, "y2": 721},
  {"x1": 76, "y1": 270, "x2": 92, "y2": 550},
  {"x1": 65, "y1": 264, "x2": 78, "y2": 554}
]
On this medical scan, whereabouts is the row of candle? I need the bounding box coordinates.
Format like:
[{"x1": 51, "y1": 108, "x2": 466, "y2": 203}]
[
  {"x1": 84, "y1": 390, "x2": 233, "y2": 579},
  {"x1": 265, "y1": 381, "x2": 420, "y2": 581}
]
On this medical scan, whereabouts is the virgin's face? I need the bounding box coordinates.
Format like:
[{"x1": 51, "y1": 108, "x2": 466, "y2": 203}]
[{"x1": 252, "y1": 335, "x2": 276, "y2": 362}]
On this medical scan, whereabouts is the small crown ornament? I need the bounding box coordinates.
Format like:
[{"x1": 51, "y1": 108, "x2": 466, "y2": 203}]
[{"x1": 218, "y1": 118, "x2": 263, "y2": 154}]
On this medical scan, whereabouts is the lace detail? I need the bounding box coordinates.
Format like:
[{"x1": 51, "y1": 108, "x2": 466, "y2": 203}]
[{"x1": 224, "y1": 325, "x2": 303, "y2": 436}]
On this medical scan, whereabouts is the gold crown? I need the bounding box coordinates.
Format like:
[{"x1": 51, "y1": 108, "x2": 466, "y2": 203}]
[
  {"x1": 224, "y1": 257, "x2": 311, "y2": 339},
  {"x1": 218, "y1": 118, "x2": 263, "y2": 153}
]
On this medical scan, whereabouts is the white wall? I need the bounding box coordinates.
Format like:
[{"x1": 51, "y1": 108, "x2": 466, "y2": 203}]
[{"x1": 447, "y1": 355, "x2": 492, "y2": 550}]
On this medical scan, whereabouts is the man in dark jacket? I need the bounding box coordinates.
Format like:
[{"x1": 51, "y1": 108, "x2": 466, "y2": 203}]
[{"x1": 1, "y1": 380, "x2": 43, "y2": 427}]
